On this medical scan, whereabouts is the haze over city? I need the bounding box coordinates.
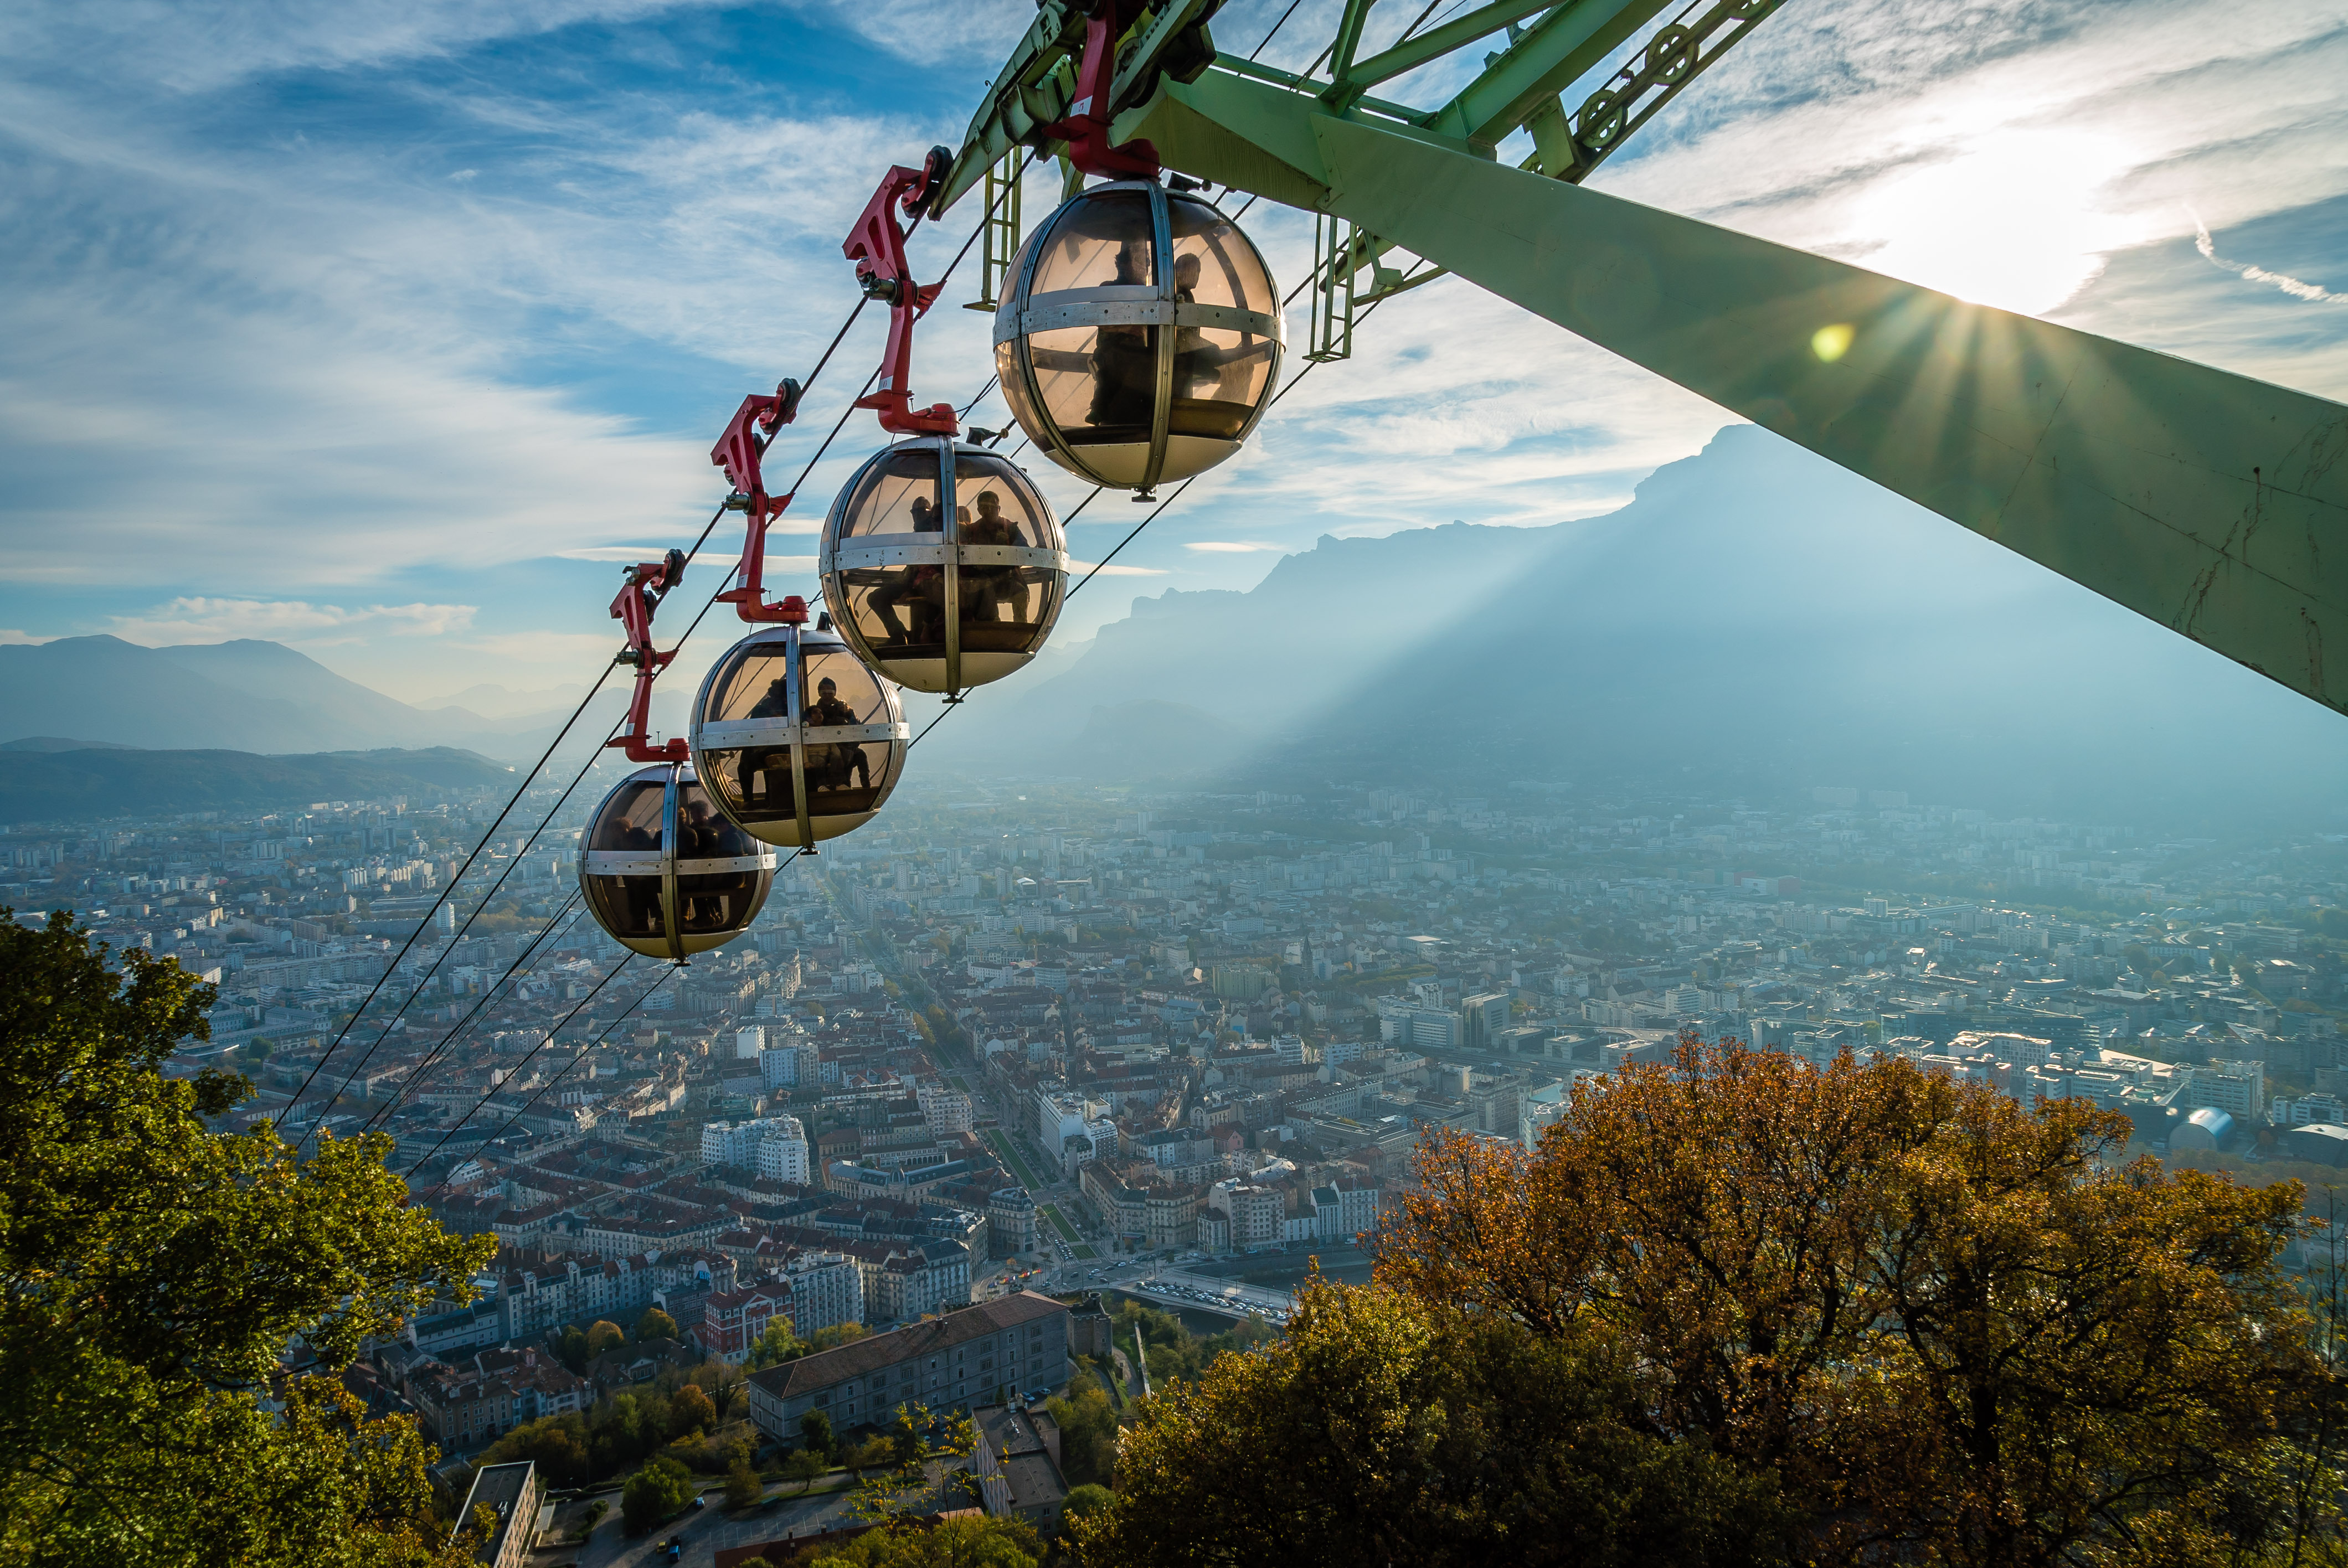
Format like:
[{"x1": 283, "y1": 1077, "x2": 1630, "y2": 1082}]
[{"x1": 5, "y1": 1, "x2": 2348, "y2": 1566}]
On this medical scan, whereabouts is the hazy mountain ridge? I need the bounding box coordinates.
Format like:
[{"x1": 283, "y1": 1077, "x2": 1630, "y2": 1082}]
[
  {"x1": 0, "y1": 746, "x2": 517, "y2": 824},
  {"x1": 0, "y1": 637, "x2": 682, "y2": 762},
  {"x1": 922, "y1": 425, "x2": 2348, "y2": 817}
]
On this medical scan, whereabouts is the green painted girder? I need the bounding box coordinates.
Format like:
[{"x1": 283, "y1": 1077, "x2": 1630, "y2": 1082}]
[{"x1": 1121, "y1": 70, "x2": 2348, "y2": 714}]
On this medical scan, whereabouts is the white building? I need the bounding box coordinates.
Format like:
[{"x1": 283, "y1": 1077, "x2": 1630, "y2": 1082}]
[
  {"x1": 919, "y1": 1082, "x2": 975, "y2": 1138},
  {"x1": 2196, "y1": 1058, "x2": 2268, "y2": 1121},
  {"x1": 755, "y1": 1116, "x2": 812, "y2": 1185},
  {"x1": 776, "y1": 1249, "x2": 863, "y2": 1335},
  {"x1": 735, "y1": 1025, "x2": 765, "y2": 1060},
  {"x1": 760, "y1": 1041, "x2": 819, "y2": 1090},
  {"x1": 703, "y1": 1115, "x2": 806, "y2": 1174}
]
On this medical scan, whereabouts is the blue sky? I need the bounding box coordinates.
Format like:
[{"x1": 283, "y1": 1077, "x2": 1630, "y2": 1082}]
[{"x1": 2, "y1": 0, "x2": 2345, "y2": 706}]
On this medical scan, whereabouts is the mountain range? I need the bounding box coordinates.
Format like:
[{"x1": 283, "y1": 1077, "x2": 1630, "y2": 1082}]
[
  {"x1": 916, "y1": 424, "x2": 2348, "y2": 821},
  {"x1": 0, "y1": 747, "x2": 518, "y2": 823},
  {"x1": 10, "y1": 423, "x2": 2346, "y2": 825},
  {"x1": 0, "y1": 637, "x2": 682, "y2": 762}
]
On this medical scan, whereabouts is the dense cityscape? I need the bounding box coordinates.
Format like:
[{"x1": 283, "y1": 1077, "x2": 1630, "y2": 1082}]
[{"x1": 9, "y1": 756, "x2": 2348, "y2": 1559}]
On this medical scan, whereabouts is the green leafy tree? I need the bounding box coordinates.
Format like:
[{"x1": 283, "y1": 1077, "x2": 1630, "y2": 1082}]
[
  {"x1": 807, "y1": 1323, "x2": 872, "y2": 1352},
  {"x1": 620, "y1": 1455, "x2": 697, "y2": 1533},
  {"x1": 636, "y1": 1306, "x2": 679, "y2": 1343},
  {"x1": 559, "y1": 1325, "x2": 591, "y2": 1372},
  {"x1": 783, "y1": 1448, "x2": 828, "y2": 1493},
  {"x1": 807, "y1": 1514, "x2": 1040, "y2": 1568},
  {"x1": 746, "y1": 1318, "x2": 807, "y2": 1370},
  {"x1": 0, "y1": 910, "x2": 496, "y2": 1566},
  {"x1": 1043, "y1": 1371, "x2": 1118, "y2": 1489},
  {"x1": 1080, "y1": 1276, "x2": 1794, "y2": 1568},
  {"x1": 670, "y1": 1381, "x2": 717, "y2": 1438},
  {"x1": 585, "y1": 1319, "x2": 626, "y2": 1357},
  {"x1": 725, "y1": 1457, "x2": 763, "y2": 1509},
  {"x1": 478, "y1": 1413, "x2": 593, "y2": 1488},
  {"x1": 800, "y1": 1410, "x2": 836, "y2": 1459},
  {"x1": 1062, "y1": 1483, "x2": 1114, "y2": 1523}
]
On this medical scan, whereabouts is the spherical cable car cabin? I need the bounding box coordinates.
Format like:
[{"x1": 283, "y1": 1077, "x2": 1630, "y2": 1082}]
[
  {"x1": 993, "y1": 180, "x2": 1283, "y2": 494},
  {"x1": 578, "y1": 762, "x2": 775, "y2": 961},
  {"x1": 689, "y1": 613, "x2": 909, "y2": 848},
  {"x1": 818, "y1": 435, "x2": 1068, "y2": 694}
]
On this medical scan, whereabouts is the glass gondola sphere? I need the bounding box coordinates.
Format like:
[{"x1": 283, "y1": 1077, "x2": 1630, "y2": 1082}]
[
  {"x1": 993, "y1": 179, "x2": 1284, "y2": 493},
  {"x1": 818, "y1": 435, "x2": 1068, "y2": 695},
  {"x1": 688, "y1": 617, "x2": 910, "y2": 848},
  {"x1": 578, "y1": 762, "x2": 775, "y2": 961}
]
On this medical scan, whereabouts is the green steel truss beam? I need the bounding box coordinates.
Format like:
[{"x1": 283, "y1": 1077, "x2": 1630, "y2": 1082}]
[{"x1": 929, "y1": 2, "x2": 2348, "y2": 716}]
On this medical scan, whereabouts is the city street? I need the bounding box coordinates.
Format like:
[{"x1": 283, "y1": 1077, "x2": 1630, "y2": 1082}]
[{"x1": 564, "y1": 1480, "x2": 862, "y2": 1567}]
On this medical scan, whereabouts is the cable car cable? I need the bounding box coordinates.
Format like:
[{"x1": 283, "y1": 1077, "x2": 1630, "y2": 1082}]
[
  {"x1": 399, "y1": 952, "x2": 638, "y2": 1176},
  {"x1": 411, "y1": 958, "x2": 683, "y2": 1178},
  {"x1": 296, "y1": 732, "x2": 634, "y2": 1145},
  {"x1": 1249, "y1": 0, "x2": 1306, "y2": 59},
  {"x1": 354, "y1": 890, "x2": 591, "y2": 1136},
  {"x1": 291, "y1": 184, "x2": 1017, "y2": 1152},
  {"x1": 406, "y1": 843, "x2": 810, "y2": 1171},
  {"x1": 272, "y1": 663, "x2": 625, "y2": 1138}
]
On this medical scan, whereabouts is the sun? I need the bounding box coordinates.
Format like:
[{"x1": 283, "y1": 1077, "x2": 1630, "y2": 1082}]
[{"x1": 1851, "y1": 131, "x2": 2145, "y2": 318}]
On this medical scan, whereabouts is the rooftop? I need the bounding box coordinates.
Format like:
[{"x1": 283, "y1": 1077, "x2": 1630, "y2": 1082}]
[{"x1": 745, "y1": 1291, "x2": 1067, "y2": 1401}]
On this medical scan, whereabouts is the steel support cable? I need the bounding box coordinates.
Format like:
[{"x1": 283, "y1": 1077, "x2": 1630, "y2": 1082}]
[
  {"x1": 292, "y1": 172, "x2": 1010, "y2": 1159},
  {"x1": 298, "y1": 721, "x2": 633, "y2": 1141},
  {"x1": 274, "y1": 287, "x2": 894, "y2": 1143},
  {"x1": 401, "y1": 844, "x2": 806, "y2": 1173},
  {"x1": 1249, "y1": 0, "x2": 1307, "y2": 59},
  {"x1": 354, "y1": 889, "x2": 590, "y2": 1136},
  {"x1": 394, "y1": 845, "x2": 807, "y2": 1173},
  {"x1": 412, "y1": 960, "x2": 679, "y2": 1177},
  {"x1": 399, "y1": 952, "x2": 637, "y2": 1176},
  {"x1": 272, "y1": 663, "x2": 621, "y2": 1138}
]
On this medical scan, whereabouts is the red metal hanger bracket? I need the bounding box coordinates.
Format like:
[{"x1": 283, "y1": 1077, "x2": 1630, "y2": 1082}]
[
  {"x1": 844, "y1": 148, "x2": 960, "y2": 436},
  {"x1": 712, "y1": 378, "x2": 807, "y2": 624},
  {"x1": 1040, "y1": 2, "x2": 1161, "y2": 179},
  {"x1": 607, "y1": 548, "x2": 689, "y2": 762}
]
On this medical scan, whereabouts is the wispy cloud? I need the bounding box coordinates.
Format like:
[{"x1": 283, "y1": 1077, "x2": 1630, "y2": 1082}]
[
  {"x1": 2190, "y1": 210, "x2": 2346, "y2": 303},
  {"x1": 1183, "y1": 541, "x2": 1286, "y2": 554},
  {"x1": 1067, "y1": 561, "x2": 1170, "y2": 577},
  {"x1": 108, "y1": 597, "x2": 477, "y2": 646}
]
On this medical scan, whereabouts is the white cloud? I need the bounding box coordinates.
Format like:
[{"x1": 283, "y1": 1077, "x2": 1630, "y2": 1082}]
[
  {"x1": 0, "y1": 628, "x2": 49, "y2": 644},
  {"x1": 555, "y1": 546, "x2": 689, "y2": 563},
  {"x1": 1067, "y1": 561, "x2": 1170, "y2": 577},
  {"x1": 107, "y1": 597, "x2": 477, "y2": 646},
  {"x1": 2, "y1": 0, "x2": 2342, "y2": 701},
  {"x1": 2191, "y1": 211, "x2": 2348, "y2": 304}
]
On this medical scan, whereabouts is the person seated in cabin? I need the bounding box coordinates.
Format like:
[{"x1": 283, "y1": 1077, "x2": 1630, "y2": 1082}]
[
  {"x1": 802, "y1": 677, "x2": 871, "y2": 796},
  {"x1": 960, "y1": 488, "x2": 1028, "y2": 626},
  {"x1": 1088, "y1": 240, "x2": 1158, "y2": 429}
]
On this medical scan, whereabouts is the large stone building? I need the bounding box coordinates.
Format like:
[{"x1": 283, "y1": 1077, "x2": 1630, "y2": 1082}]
[{"x1": 744, "y1": 1291, "x2": 1070, "y2": 1441}]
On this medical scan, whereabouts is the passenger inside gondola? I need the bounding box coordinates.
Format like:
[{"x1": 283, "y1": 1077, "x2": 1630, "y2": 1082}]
[
  {"x1": 962, "y1": 488, "x2": 1026, "y2": 626},
  {"x1": 1089, "y1": 240, "x2": 1157, "y2": 430}
]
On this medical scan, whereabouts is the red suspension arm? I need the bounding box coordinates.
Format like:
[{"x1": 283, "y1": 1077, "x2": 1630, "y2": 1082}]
[
  {"x1": 607, "y1": 549, "x2": 689, "y2": 763},
  {"x1": 843, "y1": 149, "x2": 959, "y2": 437},
  {"x1": 1041, "y1": 2, "x2": 1161, "y2": 179},
  {"x1": 712, "y1": 379, "x2": 807, "y2": 624}
]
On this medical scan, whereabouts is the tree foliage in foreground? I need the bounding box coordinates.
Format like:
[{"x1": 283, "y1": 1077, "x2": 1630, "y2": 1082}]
[
  {"x1": 0, "y1": 910, "x2": 497, "y2": 1567},
  {"x1": 1378, "y1": 1038, "x2": 2324, "y2": 1566},
  {"x1": 1080, "y1": 1039, "x2": 2345, "y2": 1568},
  {"x1": 1078, "y1": 1277, "x2": 1792, "y2": 1568}
]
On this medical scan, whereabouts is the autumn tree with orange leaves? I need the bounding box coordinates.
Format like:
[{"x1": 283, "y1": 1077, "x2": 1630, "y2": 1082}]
[{"x1": 1080, "y1": 1038, "x2": 2345, "y2": 1568}]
